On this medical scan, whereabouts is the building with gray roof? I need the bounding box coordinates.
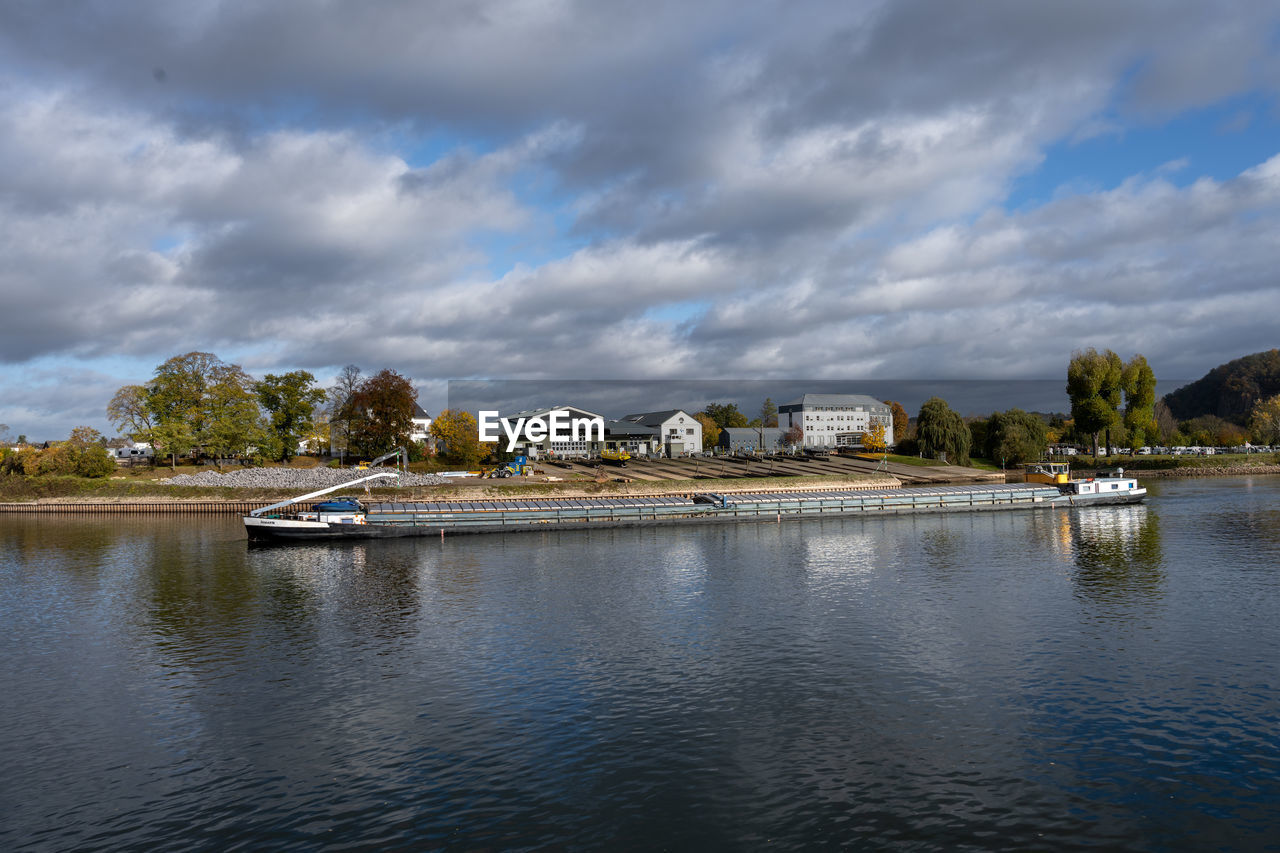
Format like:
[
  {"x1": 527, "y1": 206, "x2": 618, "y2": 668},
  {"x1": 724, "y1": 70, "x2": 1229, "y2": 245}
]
[
  {"x1": 778, "y1": 394, "x2": 893, "y2": 450},
  {"x1": 620, "y1": 409, "x2": 702, "y2": 457}
]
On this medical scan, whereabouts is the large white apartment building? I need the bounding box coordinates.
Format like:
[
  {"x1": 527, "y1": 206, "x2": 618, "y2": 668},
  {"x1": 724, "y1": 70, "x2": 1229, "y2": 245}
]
[{"x1": 777, "y1": 394, "x2": 894, "y2": 449}]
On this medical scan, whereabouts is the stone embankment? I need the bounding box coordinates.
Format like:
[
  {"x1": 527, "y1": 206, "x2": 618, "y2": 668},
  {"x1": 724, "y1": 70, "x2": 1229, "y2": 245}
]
[
  {"x1": 1082, "y1": 464, "x2": 1280, "y2": 479},
  {"x1": 162, "y1": 467, "x2": 451, "y2": 488}
]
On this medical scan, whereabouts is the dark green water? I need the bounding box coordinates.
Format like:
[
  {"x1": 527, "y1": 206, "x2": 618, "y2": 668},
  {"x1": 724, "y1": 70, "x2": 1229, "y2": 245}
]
[{"x1": 2, "y1": 477, "x2": 1279, "y2": 850}]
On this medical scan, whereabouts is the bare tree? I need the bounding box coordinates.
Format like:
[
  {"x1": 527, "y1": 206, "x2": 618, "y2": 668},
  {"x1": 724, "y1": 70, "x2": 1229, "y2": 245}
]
[{"x1": 329, "y1": 364, "x2": 362, "y2": 457}]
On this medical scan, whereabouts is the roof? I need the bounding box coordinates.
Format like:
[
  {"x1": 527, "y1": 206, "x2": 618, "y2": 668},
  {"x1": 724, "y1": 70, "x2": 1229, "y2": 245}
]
[
  {"x1": 619, "y1": 409, "x2": 694, "y2": 426},
  {"x1": 604, "y1": 420, "x2": 659, "y2": 437},
  {"x1": 721, "y1": 427, "x2": 784, "y2": 438},
  {"x1": 412, "y1": 402, "x2": 430, "y2": 419},
  {"x1": 780, "y1": 394, "x2": 887, "y2": 409},
  {"x1": 503, "y1": 404, "x2": 606, "y2": 421}
]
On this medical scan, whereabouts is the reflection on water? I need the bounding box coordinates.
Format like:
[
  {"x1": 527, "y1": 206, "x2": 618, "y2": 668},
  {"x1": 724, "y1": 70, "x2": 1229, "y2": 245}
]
[
  {"x1": 2, "y1": 478, "x2": 1279, "y2": 850},
  {"x1": 1068, "y1": 505, "x2": 1165, "y2": 616},
  {"x1": 804, "y1": 525, "x2": 879, "y2": 579}
]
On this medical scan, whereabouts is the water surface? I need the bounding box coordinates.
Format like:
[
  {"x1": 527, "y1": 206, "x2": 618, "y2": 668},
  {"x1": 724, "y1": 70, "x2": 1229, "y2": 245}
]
[{"x1": 2, "y1": 477, "x2": 1279, "y2": 849}]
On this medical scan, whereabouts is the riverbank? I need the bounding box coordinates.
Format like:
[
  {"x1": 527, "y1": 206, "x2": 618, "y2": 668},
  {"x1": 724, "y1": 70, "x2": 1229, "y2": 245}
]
[
  {"x1": 1068, "y1": 452, "x2": 1280, "y2": 478},
  {"x1": 1078, "y1": 463, "x2": 1280, "y2": 479},
  {"x1": 0, "y1": 472, "x2": 902, "y2": 512}
]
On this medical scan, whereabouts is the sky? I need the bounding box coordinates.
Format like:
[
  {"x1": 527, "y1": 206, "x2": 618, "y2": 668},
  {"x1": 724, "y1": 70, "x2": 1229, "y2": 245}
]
[{"x1": 1, "y1": 1, "x2": 1278, "y2": 440}]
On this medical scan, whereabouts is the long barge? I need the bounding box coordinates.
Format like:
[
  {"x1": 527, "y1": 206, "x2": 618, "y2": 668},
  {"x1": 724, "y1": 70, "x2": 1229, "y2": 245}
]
[{"x1": 244, "y1": 472, "x2": 1145, "y2": 542}]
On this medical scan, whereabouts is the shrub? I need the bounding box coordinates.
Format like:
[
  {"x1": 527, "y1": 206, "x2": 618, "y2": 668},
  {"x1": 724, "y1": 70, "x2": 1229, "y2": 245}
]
[
  {"x1": 76, "y1": 445, "x2": 117, "y2": 478},
  {"x1": 35, "y1": 443, "x2": 78, "y2": 475}
]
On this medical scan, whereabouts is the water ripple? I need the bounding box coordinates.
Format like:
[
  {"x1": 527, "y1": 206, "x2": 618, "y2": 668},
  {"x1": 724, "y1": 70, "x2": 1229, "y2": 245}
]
[{"x1": 3, "y1": 480, "x2": 1280, "y2": 849}]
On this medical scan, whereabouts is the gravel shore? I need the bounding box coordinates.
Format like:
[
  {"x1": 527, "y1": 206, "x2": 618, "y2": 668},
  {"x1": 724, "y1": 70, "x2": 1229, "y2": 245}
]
[{"x1": 161, "y1": 467, "x2": 451, "y2": 488}]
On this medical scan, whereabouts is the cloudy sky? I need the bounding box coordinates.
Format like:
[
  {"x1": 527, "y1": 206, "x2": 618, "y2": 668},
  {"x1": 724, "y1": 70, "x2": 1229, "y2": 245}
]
[{"x1": 2, "y1": 1, "x2": 1278, "y2": 438}]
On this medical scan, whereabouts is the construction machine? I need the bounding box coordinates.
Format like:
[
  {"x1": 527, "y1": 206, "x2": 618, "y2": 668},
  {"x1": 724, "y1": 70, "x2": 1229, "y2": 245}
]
[
  {"x1": 354, "y1": 446, "x2": 408, "y2": 472},
  {"x1": 600, "y1": 449, "x2": 631, "y2": 466},
  {"x1": 485, "y1": 455, "x2": 532, "y2": 478}
]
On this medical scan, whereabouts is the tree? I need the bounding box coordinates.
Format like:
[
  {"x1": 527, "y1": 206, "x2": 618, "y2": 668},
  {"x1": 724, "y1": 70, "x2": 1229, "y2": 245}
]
[
  {"x1": 68, "y1": 426, "x2": 104, "y2": 448},
  {"x1": 107, "y1": 385, "x2": 155, "y2": 447},
  {"x1": 863, "y1": 421, "x2": 887, "y2": 453},
  {"x1": 343, "y1": 369, "x2": 417, "y2": 455},
  {"x1": 0, "y1": 424, "x2": 10, "y2": 443},
  {"x1": 783, "y1": 424, "x2": 803, "y2": 449},
  {"x1": 1154, "y1": 399, "x2": 1178, "y2": 444},
  {"x1": 760, "y1": 398, "x2": 778, "y2": 428},
  {"x1": 884, "y1": 401, "x2": 909, "y2": 444},
  {"x1": 1163, "y1": 348, "x2": 1280, "y2": 424},
  {"x1": 1067, "y1": 348, "x2": 1123, "y2": 459},
  {"x1": 138, "y1": 352, "x2": 271, "y2": 468},
  {"x1": 67, "y1": 427, "x2": 115, "y2": 477},
  {"x1": 430, "y1": 409, "x2": 487, "y2": 466},
  {"x1": 703, "y1": 402, "x2": 749, "y2": 429},
  {"x1": 2, "y1": 447, "x2": 37, "y2": 474},
  {"x1": 1182, "y1": 414, "x2": 1247, "y2": 447},
  {"x1": 694, "y1": 412, "x2": 721, "y2": 449},
  {"x1": 916, "y1": 397, "x2": 970, "y2": 465},
  {"x1": 304, "y1": 404, "x2": 333, "y2": 456},
  {"x1": 329, "y1": 364, "x2": 363, "y2": 456},
  {"x1": 254, "y1": 370, "x2": 327, "y2": 461},
  {"x1": 25, "y1": 427, "x2": 115, "y2": 477},
  {"x1": 984, "y1": 409, "x2": 1048, "y2": 467},
  {"x1": 1121, "y1": 354, "x2": 1158, "y2": 450},
  {"x1": 1249, "y1": 395, "x2": 1280, "y2": 445},
  {"x1": 967, "y1": 417, "x2": 990, "y2": 458},
  {"x1": 145, "y1": 351, "x2": 223, "y2": 468},
  {"x1": 202, "y1": 364, "x2": 264, "y2": 464},
  {"x1": 34, "y1": 442, "x2": 78, "y2": 475}
]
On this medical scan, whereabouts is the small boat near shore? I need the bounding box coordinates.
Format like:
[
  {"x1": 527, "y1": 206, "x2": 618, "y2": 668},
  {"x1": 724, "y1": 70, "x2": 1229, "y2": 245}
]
[
  {"x1": 1023, "y1": 463, "x2": 1147, "y2": 506},
  {"x1": 243, "y1": 469, "x2": 1146, "y2": 542}
]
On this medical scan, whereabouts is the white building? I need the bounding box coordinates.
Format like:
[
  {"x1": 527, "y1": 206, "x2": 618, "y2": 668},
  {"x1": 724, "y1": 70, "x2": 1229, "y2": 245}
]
[
  {"x1": 777, "y1": 394, "x2": 893, "y2": 449},
  {"x1": 409, "y1": 402, "x2": 432, "y2": 443},
  {"x1": 619, "y1": 409, "x2": 702, "y2": 457},
  {"x1": 499, "y1": 405, "x2": 607, "y2": 458}
]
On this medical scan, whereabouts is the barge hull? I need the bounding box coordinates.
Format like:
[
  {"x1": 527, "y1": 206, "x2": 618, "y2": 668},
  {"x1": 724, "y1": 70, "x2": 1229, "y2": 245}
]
[{"x1": 246, "y1": 484, "x2": 1078, "y2": 542}]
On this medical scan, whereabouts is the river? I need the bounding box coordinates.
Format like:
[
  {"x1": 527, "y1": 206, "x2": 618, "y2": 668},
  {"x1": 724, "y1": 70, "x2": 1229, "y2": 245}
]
[{"x1": 2, "y1": 476, "x2": 1278, "y2": 850}]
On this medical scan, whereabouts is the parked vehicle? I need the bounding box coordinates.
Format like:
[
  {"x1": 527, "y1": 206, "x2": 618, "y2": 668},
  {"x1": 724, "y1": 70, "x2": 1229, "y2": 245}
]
[
  {"x1": 113, "y1": 446, "x2": 154, "y2": 464},
  {"x1": 485, "y1": 455, "x2": 532, "y2": 478}
]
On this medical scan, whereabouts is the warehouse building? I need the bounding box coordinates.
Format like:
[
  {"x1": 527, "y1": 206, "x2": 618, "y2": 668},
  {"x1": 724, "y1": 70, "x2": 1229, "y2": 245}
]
[
  {"x1": 619, "y1": 409, "x2": 702, "y2": 457},
  {"x1": 718, "y1": 427, "x2": 786, "y2": 453},
  {"x1": 602, "y1": 420, "x2": 660, "y2": 457},
  {"x1": 496, "y1": 405, "x2": 607, "y2": 458}
]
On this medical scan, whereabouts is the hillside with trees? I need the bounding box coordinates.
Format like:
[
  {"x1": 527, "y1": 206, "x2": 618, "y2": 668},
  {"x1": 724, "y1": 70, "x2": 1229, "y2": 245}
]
[{"x1": 1162, "y1": 349, "x2": 1280, "y2": 424}]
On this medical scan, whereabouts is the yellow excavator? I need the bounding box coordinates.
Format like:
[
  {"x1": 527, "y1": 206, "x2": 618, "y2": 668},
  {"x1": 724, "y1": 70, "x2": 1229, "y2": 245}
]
[{"x1": 355, "y1": 446, "x2": 407, "y2": 472}]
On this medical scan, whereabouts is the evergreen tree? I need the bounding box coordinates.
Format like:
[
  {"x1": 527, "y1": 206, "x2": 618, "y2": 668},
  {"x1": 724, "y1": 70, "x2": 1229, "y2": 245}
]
[{"x1": 760, "y1": 398, "x2": 778, "y2": 428}]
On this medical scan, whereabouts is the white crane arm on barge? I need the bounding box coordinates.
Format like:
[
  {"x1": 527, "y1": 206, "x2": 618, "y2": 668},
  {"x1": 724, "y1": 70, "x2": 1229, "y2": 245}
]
[{"x1": 249, "y1": 472, "x2": 398, "y2": 517}]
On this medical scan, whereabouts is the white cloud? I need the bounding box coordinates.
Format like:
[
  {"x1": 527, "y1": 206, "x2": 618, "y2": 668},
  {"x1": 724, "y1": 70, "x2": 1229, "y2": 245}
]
[{"x1": 1, "y1": 2, "x2": 1280, "y2": 437}]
